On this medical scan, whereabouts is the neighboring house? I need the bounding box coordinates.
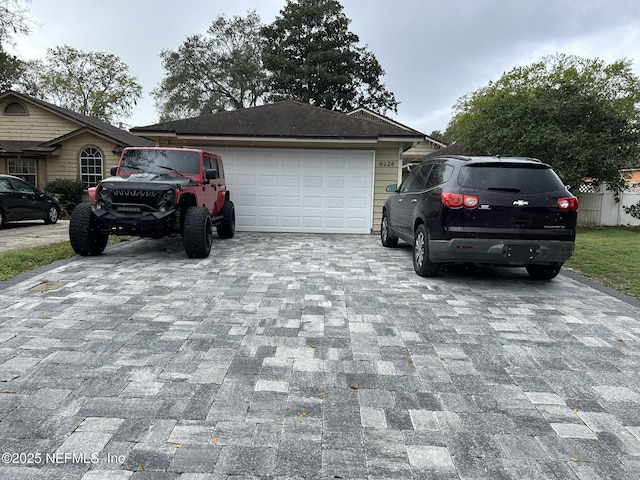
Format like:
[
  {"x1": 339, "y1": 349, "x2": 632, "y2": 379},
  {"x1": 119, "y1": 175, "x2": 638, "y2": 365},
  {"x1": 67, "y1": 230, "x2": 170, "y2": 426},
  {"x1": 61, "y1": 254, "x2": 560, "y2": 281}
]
[
  {"x1": 131, "y1": 100, "x2": 426, "y2": 234},
  {"x1": 621, "y1": 167, "x2": 640, "y2": 191},
  {"x1": 403, "y1": 142, "x2": 465, "y2": 175},
  {"x1": 347, "y1": 106, "x2": 446, "y2": 180},
  {"x1": 0, "y1": 90, "x2": 153, "y2": 191}
]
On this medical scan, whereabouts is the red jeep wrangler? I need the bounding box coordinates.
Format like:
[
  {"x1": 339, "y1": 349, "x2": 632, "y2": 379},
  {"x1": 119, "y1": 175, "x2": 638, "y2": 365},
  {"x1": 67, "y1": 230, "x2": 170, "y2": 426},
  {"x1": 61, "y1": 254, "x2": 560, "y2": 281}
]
[{"x1": 69, "y1": 147, "x2": 235, "y2": 258}]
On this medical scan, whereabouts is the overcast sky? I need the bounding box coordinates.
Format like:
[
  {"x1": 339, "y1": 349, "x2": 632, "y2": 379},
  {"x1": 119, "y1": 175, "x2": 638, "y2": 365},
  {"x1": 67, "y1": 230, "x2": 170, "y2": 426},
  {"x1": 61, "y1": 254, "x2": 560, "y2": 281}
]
[{"x1": 9, "y1": 0, "x2": 640, "y2": 135}]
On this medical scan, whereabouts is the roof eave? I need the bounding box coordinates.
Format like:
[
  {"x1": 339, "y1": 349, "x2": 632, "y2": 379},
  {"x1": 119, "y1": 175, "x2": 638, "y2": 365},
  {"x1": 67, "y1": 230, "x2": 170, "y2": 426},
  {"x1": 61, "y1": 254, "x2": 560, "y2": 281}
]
[{"x1": 133, "y1": 131, "x2": 423, "y2": 144}]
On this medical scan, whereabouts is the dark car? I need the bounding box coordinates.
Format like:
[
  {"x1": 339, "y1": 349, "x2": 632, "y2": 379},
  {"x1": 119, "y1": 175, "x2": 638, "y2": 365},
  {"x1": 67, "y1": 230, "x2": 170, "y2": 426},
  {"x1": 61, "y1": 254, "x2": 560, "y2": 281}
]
[
  {"x1": 381, "y1": 155, "x2": 578, "y2": 279},
  {"x1": 0, "y1": 174, "x2": 61, "y2": 228}
]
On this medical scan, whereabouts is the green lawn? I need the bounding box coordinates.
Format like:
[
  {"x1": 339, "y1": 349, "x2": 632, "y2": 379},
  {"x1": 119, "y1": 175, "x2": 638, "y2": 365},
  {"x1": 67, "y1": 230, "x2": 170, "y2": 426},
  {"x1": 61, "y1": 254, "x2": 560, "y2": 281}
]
[
  {"x1": 565, "y1": 226, "x2": 640, "y2": 299},
  {"x1": 1, "y1": 228, "x2": 639, "y2": 300},
  {"x1": 0, "y1": 241, "x2": 75, "y2": 281},
  {"x1": 0, "y1": 237, "x2": 129, "y2": 282}
]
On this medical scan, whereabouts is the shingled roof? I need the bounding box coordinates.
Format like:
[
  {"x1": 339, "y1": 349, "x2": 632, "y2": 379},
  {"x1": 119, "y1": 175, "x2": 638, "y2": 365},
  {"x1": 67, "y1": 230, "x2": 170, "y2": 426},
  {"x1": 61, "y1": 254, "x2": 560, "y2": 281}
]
[
  {"x1": 0, "y1": 90, "x2": 154, "y2": 151},
  {"x1": 131, "y1": 100, "x2": 425, "y2": 140}
]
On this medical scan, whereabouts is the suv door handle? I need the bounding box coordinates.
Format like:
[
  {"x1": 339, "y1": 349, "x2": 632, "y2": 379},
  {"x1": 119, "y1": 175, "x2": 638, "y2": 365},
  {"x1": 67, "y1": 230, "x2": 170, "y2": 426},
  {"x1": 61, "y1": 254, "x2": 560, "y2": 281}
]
[
  {"x1": 398, "y1": 198, "x2": 404, "y2": 203},
  {"x1": 411, "y1": 199, "x2": 417, "y2": 203}
]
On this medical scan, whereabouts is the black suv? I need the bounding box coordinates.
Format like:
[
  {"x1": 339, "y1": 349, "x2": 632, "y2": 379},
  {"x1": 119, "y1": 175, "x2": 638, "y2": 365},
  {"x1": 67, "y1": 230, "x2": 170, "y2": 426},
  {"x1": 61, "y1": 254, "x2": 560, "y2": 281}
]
[{"x1": 381, "y1": 155, "x2": 578, "y2": 279}]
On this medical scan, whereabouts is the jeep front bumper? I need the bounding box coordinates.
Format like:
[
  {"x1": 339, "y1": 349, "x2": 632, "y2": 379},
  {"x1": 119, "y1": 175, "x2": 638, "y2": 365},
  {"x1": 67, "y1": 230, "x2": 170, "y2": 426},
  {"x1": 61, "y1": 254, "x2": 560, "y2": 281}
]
[{"x1": 92, "y1": 205, "x2": 177, "y2": 236}]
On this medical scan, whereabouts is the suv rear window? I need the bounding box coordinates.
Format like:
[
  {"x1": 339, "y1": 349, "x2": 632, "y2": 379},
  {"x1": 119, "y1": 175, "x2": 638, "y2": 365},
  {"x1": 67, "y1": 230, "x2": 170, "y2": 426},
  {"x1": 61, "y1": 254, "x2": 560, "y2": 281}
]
[{"x1": 458, "y1": 163, "x2": 566, "y2": 194}]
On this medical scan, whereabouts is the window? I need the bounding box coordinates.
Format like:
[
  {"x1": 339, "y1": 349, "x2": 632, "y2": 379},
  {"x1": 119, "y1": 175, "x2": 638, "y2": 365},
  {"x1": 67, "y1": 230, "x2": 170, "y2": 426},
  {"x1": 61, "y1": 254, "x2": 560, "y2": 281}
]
[
  {"x1": 79, "y1": 146, "x2": 103, "y2": 189},
  {"x1": 7, "y1": 158, "x2": 37, "y2": 185},
  {"x1": 205, "y1": 156, "x2": 218, "y2": 178},
  {"x1": 4, "y1": 102, "x2": 28, "y2": 115},
  {"x1": 425, "y1": 163, "x2": 454, "y2": 189},
  {"x1": 400, "y1": 163, "x2": 432, "y2": 192},
  {"x1": 0, "y1": 178, "x2": 12, "y2": 192},
  {"x1": 12, "y1": 177, "x2": 35, "y2": 194}
]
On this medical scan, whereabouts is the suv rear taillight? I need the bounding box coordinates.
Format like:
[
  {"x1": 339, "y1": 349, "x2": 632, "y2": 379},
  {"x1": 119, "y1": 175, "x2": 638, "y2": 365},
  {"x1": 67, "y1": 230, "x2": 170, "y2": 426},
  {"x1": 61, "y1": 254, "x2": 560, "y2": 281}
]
[
  {"x1": 558, "y1": 197, "x2": 579, "y2": 211},
  {"x1": 441, "y1": 192, "x2": 479, "y2": 209}
]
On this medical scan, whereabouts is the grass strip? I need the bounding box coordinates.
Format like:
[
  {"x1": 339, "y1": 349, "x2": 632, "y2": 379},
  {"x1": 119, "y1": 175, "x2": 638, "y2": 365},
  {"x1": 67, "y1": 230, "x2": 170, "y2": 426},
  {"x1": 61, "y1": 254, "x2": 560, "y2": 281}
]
[
  {"x1": 565, "y1": 226, "x2": 640, "y2": 299},
  {"x1": 0, "y1": 241, "x2": 76, "y2": 281}
]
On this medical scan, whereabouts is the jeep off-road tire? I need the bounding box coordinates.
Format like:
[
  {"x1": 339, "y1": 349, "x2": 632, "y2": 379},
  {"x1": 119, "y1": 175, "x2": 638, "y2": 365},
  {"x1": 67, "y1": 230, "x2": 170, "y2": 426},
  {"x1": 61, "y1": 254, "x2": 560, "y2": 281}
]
[
  {"x1": 217, "y1": 200, "x2": 235, "y2": 239},
  {"x1": 69, "y1": 203, "x2": 109, "y2": 256},
  {"x1": 183, "y1": 206, "x2": 213, "y2": 258}
]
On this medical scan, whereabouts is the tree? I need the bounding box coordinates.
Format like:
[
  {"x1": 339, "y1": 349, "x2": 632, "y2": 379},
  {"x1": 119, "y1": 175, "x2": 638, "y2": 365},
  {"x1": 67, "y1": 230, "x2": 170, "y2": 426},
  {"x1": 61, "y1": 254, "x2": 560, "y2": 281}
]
[
  {"x1": 262, "y1": 0, "x2": 398, "y2": 114},
  {"x1": 18, "y1": 45, "x2": 142, "y2": 126},
  {"x1": 0, "y1": 0, "x2": 34, "y2": 47},
  {"x1": 0, "y1": 48, "x2": 23, "y2": 90},
  {"x1": 0, "y1": 0, "x2": 35, "y2": 90},
  {"x1": 445, "y1": 54, "x2": 640, "y2": 192},
  {"x1": 153, "y1": 10, "x2": 266, "y2": 122}
]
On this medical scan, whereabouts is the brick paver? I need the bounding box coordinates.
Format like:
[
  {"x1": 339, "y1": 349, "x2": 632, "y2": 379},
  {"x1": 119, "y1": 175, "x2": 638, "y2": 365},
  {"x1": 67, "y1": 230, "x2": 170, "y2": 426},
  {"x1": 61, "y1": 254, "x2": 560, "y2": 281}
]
[{"x1": 0, "y1": 233, "x2": 639, "y2": 479}]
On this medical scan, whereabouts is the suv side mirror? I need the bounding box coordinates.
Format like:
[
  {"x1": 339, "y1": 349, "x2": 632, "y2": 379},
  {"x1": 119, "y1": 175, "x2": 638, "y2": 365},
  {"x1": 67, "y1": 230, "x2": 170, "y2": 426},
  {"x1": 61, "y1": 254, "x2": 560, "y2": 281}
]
[
  {"x1": 111, "y1": 166, "x2": 118, "y2": 176},
  {"x1": 385, "y1": 184, "x2": 398, "y2": 193},
  {"x1": 205, "y1": 169, "x2": 218, "y2": 180}
]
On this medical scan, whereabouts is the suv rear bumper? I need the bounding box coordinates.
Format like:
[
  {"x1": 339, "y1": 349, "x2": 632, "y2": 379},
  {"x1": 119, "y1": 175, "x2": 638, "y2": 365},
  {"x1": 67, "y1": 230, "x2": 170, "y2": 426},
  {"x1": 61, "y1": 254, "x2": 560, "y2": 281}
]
[{"x1": 429, "y1": 238, "x2": 575, "y2": 265}]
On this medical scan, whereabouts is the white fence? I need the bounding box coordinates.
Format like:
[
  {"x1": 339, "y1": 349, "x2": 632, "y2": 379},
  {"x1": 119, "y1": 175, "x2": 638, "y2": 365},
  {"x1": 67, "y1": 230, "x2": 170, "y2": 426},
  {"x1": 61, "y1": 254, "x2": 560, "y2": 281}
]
[{"x1": 577, "y1": 184, "x2": 640, "y2": 226}]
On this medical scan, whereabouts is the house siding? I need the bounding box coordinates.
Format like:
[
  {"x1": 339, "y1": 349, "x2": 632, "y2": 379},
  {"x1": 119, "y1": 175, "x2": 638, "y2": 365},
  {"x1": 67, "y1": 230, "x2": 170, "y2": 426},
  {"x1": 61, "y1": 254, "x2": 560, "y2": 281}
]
[
  {"x1": 47, "y1": 133, "x2": 121, "y2": 182},
  {"x1": 0, "y1": 102, "x2": 79, "y2": 141},
  {"x1": 0, "y1": 98, "x2": 125, "y2": 189},
  {"x1": 373, "y1": 146, "x2": 401, "y2": 233}
]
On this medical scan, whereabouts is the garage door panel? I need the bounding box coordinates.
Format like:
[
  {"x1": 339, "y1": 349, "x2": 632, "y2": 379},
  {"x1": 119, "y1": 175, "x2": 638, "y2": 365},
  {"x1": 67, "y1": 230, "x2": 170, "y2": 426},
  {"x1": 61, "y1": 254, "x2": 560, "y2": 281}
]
[
  {"x1": 304, "y1": 176, "x2": 323, "y2": 188},
  {"x1": 348, "y1": 217, "x2": 366, "y2": 229},
  {"x1": 303, "y1": 216, "x2": 323, "y2": 228},
  {"x1": 260, "y1": 196, "x2": 280, "y2": 207},
  {"x1": 237, "y1": 174, "x2": 257, "y2": 186},
  {"x1": 327, "y1": 177, "x2": 345, "y2": 188},
  {"x1": 259, "y1": 175, "x2": 279, "y2": 187},
  {"x1": 237, "y1": 195, "x2": 257, "y2": 207},
  {"x1": 211, "y1": 148, "x2": 373, "y2": 234},
  {"x1": 282, "y1": 216, "x2": 302, "y2": 228},
  {"x1": 259, "y1": 216, "x2": 279, "y2": 227},
  {"x1": 281, "y1": 196, "x2": 301, "y2": 208},
  {"x1": 282, "y1": 176, "x2": 301, "y2": 187},
  {"x1": 326, "y1": 197, "x2": 345, "y2": 209},
  {"x1": 239, "y1": 214, "x2": 257, "y2": 227},
  {"x1": 325, "y1": 217, "x2": 345, "y2": 229}
]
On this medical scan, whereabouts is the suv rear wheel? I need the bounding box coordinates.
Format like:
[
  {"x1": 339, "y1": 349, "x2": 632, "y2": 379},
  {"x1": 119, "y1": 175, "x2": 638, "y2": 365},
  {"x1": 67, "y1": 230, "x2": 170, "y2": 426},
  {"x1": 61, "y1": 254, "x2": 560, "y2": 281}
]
[
  {"x1": 526, "y1": 264, "x2": 562, "y2": 280},
  {"x1": 183, "y1": 206, "x2": 213, "y2": 258},
  {"x1": 413, "y1": 224, "x2": 440, "y2": 277},
  {"x1": 380, "y1": 211, "x2": 398, "y2": 248}
]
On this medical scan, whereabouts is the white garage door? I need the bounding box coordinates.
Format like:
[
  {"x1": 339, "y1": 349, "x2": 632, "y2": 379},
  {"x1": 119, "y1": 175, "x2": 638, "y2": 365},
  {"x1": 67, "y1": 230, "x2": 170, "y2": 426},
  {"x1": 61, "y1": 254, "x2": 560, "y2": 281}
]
[{"x1": 214, "y1": 148, "x2": 374, "y2": 234}]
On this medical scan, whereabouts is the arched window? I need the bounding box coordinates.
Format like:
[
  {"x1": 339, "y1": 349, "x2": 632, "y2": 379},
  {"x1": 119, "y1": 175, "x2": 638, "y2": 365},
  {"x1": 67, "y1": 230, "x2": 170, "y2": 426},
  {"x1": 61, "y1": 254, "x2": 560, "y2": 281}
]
[
  {"x1": 4, "y1": 102, "x2": 28, "y2": 115},
  {"x1": 79, "y1": 146, "x2": 103, "y2": 189}
]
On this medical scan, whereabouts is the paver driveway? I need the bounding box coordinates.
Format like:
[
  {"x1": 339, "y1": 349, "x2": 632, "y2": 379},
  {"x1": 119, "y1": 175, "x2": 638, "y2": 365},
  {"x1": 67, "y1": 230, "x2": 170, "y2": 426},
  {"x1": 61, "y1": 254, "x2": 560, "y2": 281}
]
[{"x1": 0, "y1": 233, "x2": 639, "y2": 479}]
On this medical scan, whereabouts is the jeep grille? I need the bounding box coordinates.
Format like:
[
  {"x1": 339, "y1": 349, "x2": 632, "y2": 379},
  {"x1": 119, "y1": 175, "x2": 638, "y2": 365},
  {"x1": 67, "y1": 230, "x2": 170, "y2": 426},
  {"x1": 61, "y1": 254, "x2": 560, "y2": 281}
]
[{"x1": 111, "y1": 189, "x2": 162, "y2": 208}]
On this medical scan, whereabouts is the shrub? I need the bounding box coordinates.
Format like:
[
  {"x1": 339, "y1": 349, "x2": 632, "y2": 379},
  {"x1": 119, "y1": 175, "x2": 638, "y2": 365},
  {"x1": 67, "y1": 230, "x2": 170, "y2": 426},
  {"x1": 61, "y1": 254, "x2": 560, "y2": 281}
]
[{"x1": 44, "y1": 178, "x2": 84, "y2": 215}]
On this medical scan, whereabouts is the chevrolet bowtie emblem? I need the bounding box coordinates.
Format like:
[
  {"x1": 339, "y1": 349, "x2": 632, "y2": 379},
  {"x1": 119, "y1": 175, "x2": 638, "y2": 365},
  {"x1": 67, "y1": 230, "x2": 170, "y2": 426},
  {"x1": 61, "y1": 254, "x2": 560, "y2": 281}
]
[{"x1": 513, "y1": 200, "x2": 529, "y2": 206}]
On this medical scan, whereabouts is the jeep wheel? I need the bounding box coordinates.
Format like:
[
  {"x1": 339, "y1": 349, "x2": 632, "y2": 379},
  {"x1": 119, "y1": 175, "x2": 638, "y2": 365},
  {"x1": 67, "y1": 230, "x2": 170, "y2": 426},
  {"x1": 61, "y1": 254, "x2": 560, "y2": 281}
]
[
  {"x1": 217, "y1": 200, "x2": 235, "y2": 239},
  {"x1": 183, "y1": 206, "x2": 213, "y2": 258},
  {"x1": 413, "y1": 224, "x2": 440, "y2": 277},
  {"x1": 380, "y1": 211, "x2": 398, "y2": 248},
  {"x1": 526, "y1": 264, "x2": 562, "y2": 280},
  {"x1": 69, "y1": 203, "x2": 109, "y2": 256}
]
